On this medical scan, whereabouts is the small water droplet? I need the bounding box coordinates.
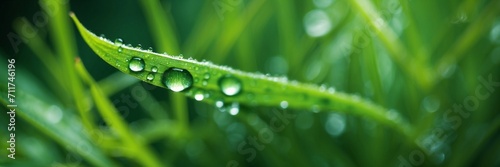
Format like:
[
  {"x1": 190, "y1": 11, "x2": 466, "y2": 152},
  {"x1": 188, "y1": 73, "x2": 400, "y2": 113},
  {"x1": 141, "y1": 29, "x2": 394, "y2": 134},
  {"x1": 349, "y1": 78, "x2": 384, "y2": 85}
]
[
  {"x1": 118, "y1": 46, "x2": 123, "y2": 52},
  {"x1": 147, "y1": 73, "x2": 155, "y2": 81},
  {"x1": 304, "y1": 9, "x2": 332, "y2": 37},
  {"x1": 194, "y1": 90, "x2": 205, "y2": 101},
  {"x1": 280, "y1": 101, "x2": 289, "y2": 109},
  {"x1": 129, "y1": 57, "x2": 145, "y2": 72},
  {"x1": 215, "y1": 101, "x2": 224, "y2": 108},
  {"x1": 114, "y1": 38, "x2": 123, "y2": 46},
  {"x1": 136, "y1": 44, "x2": 142, "y2": 49},
  {"x1": 202, "y1": 80, "x2": 208, "y2": 86},
  {"x1": 324, "y1": 113, "x2": 346, "y2": 137},
  {"x1": 229, "y1": 103, "x2": 240, "y2": 115},
  {"x1": 151, "y1": 66, "x2": 158, "y2": 73},
  {"x1": 147, "y1": 47, "x2": 153, "y2": 52},
  {"x1": 204, "y1": 73, "x2": 210, "y2": 79},
  {"x1": 162, "y1": 68, "x2": 193, "y2": 92},
  {"x1": 219, "y1": 75, "x2": 242, "y2": 96}
]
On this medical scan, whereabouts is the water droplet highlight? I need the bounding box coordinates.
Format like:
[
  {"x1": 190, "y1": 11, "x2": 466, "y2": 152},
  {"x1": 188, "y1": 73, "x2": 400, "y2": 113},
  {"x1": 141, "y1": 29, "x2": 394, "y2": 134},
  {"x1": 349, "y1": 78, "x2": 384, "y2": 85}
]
[
  {"x1": 129, "y1": 57, "x2": 145, "y2": 72},
  {"x1": 219, "y1": 75, "x2": 242, "y2": 96},
  {"x1": 162, "y1": 68, "x2": 193, "y2": 92},
  {"x1": 118, "y1": 46, "x2": 123, "y2": 52}
]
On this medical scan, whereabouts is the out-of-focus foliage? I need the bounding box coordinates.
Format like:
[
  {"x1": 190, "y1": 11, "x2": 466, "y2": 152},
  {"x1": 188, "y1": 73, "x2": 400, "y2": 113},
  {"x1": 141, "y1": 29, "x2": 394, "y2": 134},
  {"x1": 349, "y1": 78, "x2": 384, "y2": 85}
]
[{"x1": 0, "y1": 0, "x2": 499, "y2": 167}]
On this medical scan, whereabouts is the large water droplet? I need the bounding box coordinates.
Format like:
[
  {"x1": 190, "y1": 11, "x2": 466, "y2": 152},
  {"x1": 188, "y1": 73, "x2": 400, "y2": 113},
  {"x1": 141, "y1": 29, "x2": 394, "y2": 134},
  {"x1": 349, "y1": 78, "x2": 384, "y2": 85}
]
[
  {"x1": 162, "y1": 68, "x2": 193, "y2": 92},
  {"x1": 129, "y1": 57, "x2": 145, "y2": 72},
  {"x1": 114, "y1": 38, "x2": 123, "y2": 46},
  {"x1": 219, "y1": 75, "x2": 242, "y2": 96}
]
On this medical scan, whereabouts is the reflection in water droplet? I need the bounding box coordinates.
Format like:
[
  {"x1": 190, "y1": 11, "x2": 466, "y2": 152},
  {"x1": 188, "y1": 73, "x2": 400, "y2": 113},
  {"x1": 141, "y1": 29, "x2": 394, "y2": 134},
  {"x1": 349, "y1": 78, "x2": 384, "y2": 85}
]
[
  {"x1": 162, "y1": 68, "x2": 193, "y2": 92},
  {"x1": 304, "y1": 9, "x2": 332, "y2": 37},
  {"x1": 324, "y1": 113, "x2": 346, "y2": 137},
  {"x1": 219, "y1": 75, "x2": 242, "y2": 96},
  {"x1": 128, "y1": 57, "x2": 145, "y2": 72},
  {"x1": 118, "y1": 46, "x2": 123, "y2": 52}
]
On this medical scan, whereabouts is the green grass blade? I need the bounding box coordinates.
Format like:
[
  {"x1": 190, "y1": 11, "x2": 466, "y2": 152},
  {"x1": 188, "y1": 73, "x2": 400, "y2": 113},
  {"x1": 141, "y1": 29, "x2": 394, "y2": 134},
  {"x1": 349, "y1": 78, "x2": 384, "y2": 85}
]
[
  {"x1": 75, "y1": 58, "x2": 166, "y2": 167},
  {"x1": 70, "y1": 13, "x2": 413, "y2": 137},
  {"x1": 0, "y1": 58, "x2": 115, "y2": 167}
]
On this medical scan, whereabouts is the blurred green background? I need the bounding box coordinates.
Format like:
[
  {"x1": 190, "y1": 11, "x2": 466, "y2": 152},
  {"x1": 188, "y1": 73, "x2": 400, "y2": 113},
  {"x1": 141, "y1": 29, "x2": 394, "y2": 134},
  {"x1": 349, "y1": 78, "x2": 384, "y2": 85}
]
[{"x1": 1, "y1": 0, "x2": 500, "y2": 166}]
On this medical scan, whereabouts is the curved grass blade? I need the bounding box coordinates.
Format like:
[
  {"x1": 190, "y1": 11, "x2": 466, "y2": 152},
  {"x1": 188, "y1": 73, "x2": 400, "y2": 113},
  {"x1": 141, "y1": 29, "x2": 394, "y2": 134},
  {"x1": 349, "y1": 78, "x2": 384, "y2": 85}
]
[
  {"x1": 70, "y1": 13, "x2": 412, "y2": 137},
  {"x1": 0, "y1": 58, "x2": 115, "y2": 167}
]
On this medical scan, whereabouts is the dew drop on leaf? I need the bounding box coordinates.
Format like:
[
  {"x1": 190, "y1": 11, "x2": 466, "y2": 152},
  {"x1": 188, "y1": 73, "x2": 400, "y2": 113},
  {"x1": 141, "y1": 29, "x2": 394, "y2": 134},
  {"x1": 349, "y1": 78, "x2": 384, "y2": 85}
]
[
  {"x1": 162, "y1": 67, "x2": 193, "y2": 92},
  {"x1": 151, "y1": 66, "x2": 158, "y2": 73},
  {"x1": 129, "y1": 57, "x2": 145, "y2": 72},
  {"x1": 219, "y1": 75, "x2": 242, "y2": 96},
  {"x1": 204, "y1": 73, "x2": 210, "y2": 79},
  {"x1": 194, "y1": 89, "x2": 205, "y2": 101},
  {"x1": 118, "y1": 46, "x2": 123, "y2": 52},
  {"x1": 146, "y1": 73, "x2": 155, "y2": 81},
  {"x1": 114, "y1": 38, "x2": 123, "y2": 46},
  {"x1": 229, "y1": 103, "x2": 240, "y2": 115}
]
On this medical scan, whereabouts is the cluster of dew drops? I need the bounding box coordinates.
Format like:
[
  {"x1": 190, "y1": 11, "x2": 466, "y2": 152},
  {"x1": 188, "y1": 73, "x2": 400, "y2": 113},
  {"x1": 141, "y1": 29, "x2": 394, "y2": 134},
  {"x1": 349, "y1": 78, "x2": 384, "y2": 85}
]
[{"x1": 114, "y1": 38, "x2": 244, "y2": 114}]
